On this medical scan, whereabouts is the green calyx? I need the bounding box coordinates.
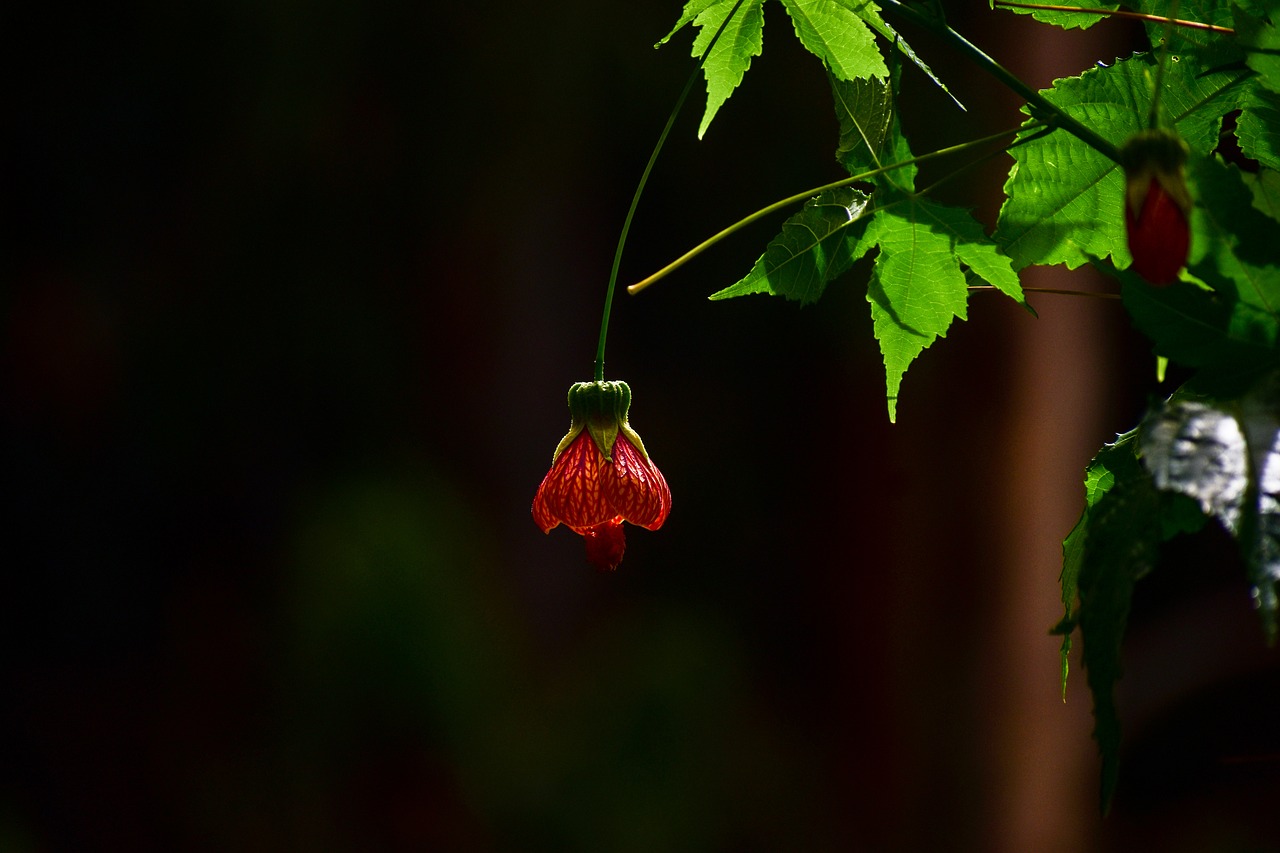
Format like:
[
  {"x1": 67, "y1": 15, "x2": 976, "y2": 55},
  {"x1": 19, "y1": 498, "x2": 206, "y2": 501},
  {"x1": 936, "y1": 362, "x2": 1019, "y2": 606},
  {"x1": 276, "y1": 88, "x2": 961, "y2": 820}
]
[
  {"x1": 551, "y1": 380, "x2": 651, "y2": 463},
  {"x1": 1120, "y1": 128, "x2": 1191, "y2": 216}
]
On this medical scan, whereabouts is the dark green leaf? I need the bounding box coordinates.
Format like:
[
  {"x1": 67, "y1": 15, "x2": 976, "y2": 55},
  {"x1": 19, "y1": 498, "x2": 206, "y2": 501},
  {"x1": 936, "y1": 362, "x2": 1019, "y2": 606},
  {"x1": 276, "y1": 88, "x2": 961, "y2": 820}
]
[
  {"x1": 1235, "y1": 5, "x2": 1280, "y2": 95},
  {"x1": 708, "y1": 188, "x2": 874, "y2": 303},
  {"x1": 1237, "y1": 82, "x2": 1280, "y2": 172},
  {"x1": 831, "y1": 74, "x2": 893, "y2": 176},
  {"x1": 1074, "y1": 438, "x2": 1162, "y2": 814}
]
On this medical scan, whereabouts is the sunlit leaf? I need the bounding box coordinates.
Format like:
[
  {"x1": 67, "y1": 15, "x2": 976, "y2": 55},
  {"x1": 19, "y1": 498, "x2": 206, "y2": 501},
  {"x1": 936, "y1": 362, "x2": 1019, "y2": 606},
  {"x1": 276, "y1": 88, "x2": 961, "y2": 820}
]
[
  {"x1": 781, "y1": 0, "x2": 887, "y2": 82},
  {"x1": 995, "y1": 0, "x2": 1119, "y2": 30},
  {"x1": 995, "y1": 54, "x2": 1248, "y2": 272},
  {"x1": 864, "y1": 197, "x2": 1022, "y2": 420},
  {"x1": 658, "y1": 0, "x2": 766, "y2": 139}
]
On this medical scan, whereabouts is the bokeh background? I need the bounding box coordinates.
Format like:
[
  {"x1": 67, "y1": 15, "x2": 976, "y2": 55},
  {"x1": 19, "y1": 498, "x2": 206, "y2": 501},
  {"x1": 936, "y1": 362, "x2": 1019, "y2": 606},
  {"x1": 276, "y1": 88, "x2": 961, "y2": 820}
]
[{"x1": 6, "y1": 1, "x2": 1280, "y2": 850}]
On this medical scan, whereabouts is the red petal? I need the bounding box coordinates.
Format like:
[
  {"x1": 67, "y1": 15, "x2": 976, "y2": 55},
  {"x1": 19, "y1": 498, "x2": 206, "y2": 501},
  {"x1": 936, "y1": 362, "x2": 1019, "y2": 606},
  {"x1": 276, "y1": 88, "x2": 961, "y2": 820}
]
[
  {"x1": 582, "y1": 520, "x2": 626, "y2": 572},
  {"x1": 1126, "y1": 178, "x2": 1189, "y2": 286},
  {"x1": 605, "y1": 436, "x2": 672, "y2": 530},
  {"x1": 531, "y1": 431, "x2": 611, "y2": 532}
]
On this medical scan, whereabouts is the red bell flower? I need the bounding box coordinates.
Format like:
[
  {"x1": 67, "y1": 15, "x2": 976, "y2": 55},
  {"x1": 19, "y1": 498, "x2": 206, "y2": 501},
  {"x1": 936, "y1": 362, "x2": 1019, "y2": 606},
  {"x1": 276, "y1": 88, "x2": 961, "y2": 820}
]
[
  {"x1": 532, "y1": 380, "x2": 671, "y2": 571},
  {"x1": 1120, "y1": 128, "x2": 1192, "y2": 286}
]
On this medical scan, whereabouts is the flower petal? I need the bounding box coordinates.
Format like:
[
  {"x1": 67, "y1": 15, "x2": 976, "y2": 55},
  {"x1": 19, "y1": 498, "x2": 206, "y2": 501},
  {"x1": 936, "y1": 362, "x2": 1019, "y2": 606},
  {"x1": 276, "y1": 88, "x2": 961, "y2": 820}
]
[
  {"x1": 532, "y1": 431, "x2": 612, "y2": 532},
  {"x1": 1125, "y1": 178, "x2": 1189, "y2": 286},
  {"x1": 604, "y1": 435, "x2": 672, "y2": 530}
]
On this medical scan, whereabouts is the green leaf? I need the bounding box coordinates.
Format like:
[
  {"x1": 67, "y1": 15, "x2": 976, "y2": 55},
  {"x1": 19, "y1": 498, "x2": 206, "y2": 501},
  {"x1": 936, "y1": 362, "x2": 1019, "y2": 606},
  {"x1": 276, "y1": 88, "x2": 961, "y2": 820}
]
[
  {"x1": 996, "y1": 0, "x2": 1119, "y2": 30},
  {"x1": 836, "y1": 0, "x2": 963, "y2": 109},
  {"x1": 1246, "y1": 168, "x2": 1280, "y2": 223},
  {"x1": 659, "y1": 0, "x2": 766, "y2": 139},
  {"x1": 780, "y1": 0, "x2": 887, "y2": 82},
  {"x1": 1235, "y1": 5, "x2": 1280, "y2": 95},
  {"x1": 830, "y1": 73, "x2": 893, "y2": 176},
  {"x1": 708, "y1": 188, "x2": 874, "y2": 303},
  {"x1": 1119, "y1": 274, "x2": 1277, "y2": 390},
  {"x1": 1187, "y1": 156, "x2": 1280, "y2": 321},
  {"x1": 864, "y1": 197, "x2": 1021, "y2": 421},
  {"x1": 1057, "y1": 432, "x2": 1132, "y2": 699},
  {"x1": 1072, "y1": 437, "x2": 1161, "y2": 814},
  {"x1": 995, "y1": 53, "x2": 1249, "y2": 272},
  {"x1": 1237, "y1": 81, "x2": 1280, "y2": 172}
]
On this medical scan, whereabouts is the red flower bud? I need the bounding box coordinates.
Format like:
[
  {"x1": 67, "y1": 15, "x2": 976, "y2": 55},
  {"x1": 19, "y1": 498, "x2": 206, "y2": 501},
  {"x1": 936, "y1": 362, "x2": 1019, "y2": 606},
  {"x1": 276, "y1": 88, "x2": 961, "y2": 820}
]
[
  {"x1": 1120, "y1": 129, "x2": 1191, "y2": 286},
  {"x1": 532, "y1": 381, "x2": 671, "y2": 571}
]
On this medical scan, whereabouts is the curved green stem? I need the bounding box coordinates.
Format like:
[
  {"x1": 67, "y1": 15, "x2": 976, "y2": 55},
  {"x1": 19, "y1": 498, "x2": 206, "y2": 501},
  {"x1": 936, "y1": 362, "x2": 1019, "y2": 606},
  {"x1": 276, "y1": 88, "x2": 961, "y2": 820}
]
[
  {"x1": 880, "y1": 0, "x2": 1122, "y2": 163},
  {"x1": 594, "y1": 0, "x2": 746, "y2": 381},
  {"x1": 628, "y1": 123, "x2": 1034, "y2": 295}
]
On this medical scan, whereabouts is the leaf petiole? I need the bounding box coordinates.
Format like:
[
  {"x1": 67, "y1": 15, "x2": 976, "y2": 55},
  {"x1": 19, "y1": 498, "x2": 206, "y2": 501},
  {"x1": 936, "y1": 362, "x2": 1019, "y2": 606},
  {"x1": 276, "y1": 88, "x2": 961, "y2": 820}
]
[
  {"x1": 594, "y1": 0, "x2": 747, "y2": 381},
  {"x1": 992, "y1": 1, "x2": 1235, "y2": 34},
  {"x1": 880, "y1": 0, "x2": 1122, "y2": 163},
  {"x1": 627, "y1": 124, "x2": 1034, "y2": 295}
]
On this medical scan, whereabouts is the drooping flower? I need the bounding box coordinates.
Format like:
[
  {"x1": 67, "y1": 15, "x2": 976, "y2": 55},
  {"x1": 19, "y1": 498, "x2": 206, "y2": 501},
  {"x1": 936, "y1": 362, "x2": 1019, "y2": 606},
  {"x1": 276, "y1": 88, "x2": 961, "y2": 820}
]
[
  {"x1": 532, "y1": 380, "x2": 671, "y2": 571},
  {"x1": 1120, "y1": 128, "x2": 1191, "y2": 286}
]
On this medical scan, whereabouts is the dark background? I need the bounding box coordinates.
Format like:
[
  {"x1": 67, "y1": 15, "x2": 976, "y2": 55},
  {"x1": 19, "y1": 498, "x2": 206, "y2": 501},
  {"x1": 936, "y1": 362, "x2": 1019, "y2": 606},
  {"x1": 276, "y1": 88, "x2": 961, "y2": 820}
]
[{"x1": 5, "y1": 1, "x2": 1279, "y2": 850}]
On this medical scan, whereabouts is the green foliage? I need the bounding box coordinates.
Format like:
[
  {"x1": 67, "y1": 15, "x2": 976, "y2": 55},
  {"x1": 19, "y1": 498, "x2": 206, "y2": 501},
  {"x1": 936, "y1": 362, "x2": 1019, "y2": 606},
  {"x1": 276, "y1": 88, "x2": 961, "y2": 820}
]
[
  {"x1": 648, "y1": 0, "x2": 1280, "y2": 813},
  {"x1": 995, "y1": 53, "x2": 1248, "y2": 272},
  {"x1": 996, "y1": 0, "x2": 1120, "y2": 30}
]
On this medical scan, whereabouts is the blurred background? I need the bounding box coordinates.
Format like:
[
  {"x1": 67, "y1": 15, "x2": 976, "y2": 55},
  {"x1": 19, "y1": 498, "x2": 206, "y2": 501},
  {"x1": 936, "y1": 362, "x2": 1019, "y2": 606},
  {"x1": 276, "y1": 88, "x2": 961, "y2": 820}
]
[{"x1": 5, "y1": 1, "x2": 1279, "y2": 850}]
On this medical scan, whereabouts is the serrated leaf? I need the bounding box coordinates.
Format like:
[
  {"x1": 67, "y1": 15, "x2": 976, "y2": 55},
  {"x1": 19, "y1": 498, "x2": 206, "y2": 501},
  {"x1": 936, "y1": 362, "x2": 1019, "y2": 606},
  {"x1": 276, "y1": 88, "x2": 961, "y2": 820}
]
[
  {"x1": 709, "y1": 188, "x2": 874, "y2": 302},
  {"x1": 830, "y1": 73, "x2": 893, "y2": 176},
  {"x1": 1237, "y1": 81, "x2": 1280, "y2": 172},
  {"x1": 1119, "y1": 274, "x2": 1277, "y2": 383},
  {"x1": 1187, "y1": 156, "x2": 1280, "y2": 320},
  {"x1": 863, "y1": 198, "x2": 1021, "y2": 420},
  {"x1": 838, "y1": 0, "x2": 963, "y2": 109},
  {"x1": 1073, "y1": 438, "x2": 1161, "y2": 814},
  {"x1": 780, "y1": 0, "x2": 887, "y2": 82},
  {"x1": 995, "y1": 54, "x2": 1249, "y2": 272},
  {"x1": 1057, "y1": 432, "x2": 1134, "y2": 699},
  {"x1": 996, "y1": 0, "x2": 1119, "y2": 30},
  {"x1": 661, "y1": 0, "x2": 766, "y2": 139},
  {"x1": 1235, "y1": 5, "x2": 1280, "y2": 94},
  {"x1": 657, "y1": 0, "x2": 726, "y2": 44}
]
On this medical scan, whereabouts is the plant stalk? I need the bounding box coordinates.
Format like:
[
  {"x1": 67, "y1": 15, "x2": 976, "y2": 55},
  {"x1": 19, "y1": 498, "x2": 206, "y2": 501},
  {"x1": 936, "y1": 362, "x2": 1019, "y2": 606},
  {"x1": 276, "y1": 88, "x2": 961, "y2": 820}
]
[{"x1": 594, "y1": 0, "x2": 746, "y2": 381}]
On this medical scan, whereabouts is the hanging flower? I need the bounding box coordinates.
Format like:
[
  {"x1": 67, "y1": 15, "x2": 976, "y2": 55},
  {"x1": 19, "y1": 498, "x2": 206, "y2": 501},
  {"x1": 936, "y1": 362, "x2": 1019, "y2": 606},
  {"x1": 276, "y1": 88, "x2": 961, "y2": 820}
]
[
  {"x1": 1120, "y1": 128, "x2": 1191, "y2": 286},
  {"x1": 532, "y1": 380, "x2": 671, "y2": 571}
]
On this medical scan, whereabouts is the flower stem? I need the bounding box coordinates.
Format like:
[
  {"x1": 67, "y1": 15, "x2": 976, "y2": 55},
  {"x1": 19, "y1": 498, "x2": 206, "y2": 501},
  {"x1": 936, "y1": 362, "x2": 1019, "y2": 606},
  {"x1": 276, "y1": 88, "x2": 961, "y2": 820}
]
[
  {"x1": 594, "y1": 0, "x2": 747, "y2": 382},
  {"x1": 880, "y1": 0, "x2": 1122, "y2": 164},
  {"x1": 627, "y1": 123, "x2": 1034, "y2": 295}
]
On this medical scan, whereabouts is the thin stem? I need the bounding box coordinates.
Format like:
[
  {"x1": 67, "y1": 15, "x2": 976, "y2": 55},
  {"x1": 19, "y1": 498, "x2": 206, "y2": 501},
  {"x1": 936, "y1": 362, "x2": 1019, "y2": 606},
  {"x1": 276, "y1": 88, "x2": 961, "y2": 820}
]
[
  {"x1": 880, "y1": 0, "x2": 1122, "y2": 163},
  {"x1": 993, "y1": 1, "x2": 1234, "y2": 34},
  {"x1": 594, "y1": 1, "x2": 746, "y2": 382},
  {"x1": 628, "y1": 123, "x2": 1032, "y2": 295},
  {"x1": 1148, "y1": 0, "x2": 1179, "y2": 129},
  {"x1": 970, "y1": 285, "x2": 1121, "y2": 300}
]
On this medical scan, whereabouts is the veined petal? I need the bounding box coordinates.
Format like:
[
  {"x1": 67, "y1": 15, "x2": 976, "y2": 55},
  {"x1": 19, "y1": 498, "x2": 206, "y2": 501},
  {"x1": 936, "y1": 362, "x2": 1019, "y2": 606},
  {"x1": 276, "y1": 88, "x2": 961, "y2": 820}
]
[
  {"x1": 532, "y1": 431, "x2": 613, "y2": 532},
  {"x1": 604, "y1": 435, "x2": 672, "y2": 530}
]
